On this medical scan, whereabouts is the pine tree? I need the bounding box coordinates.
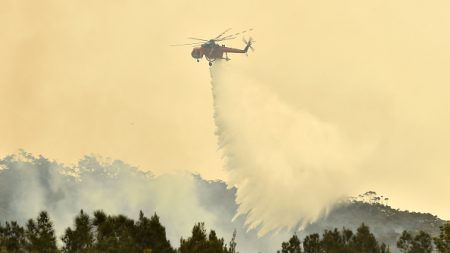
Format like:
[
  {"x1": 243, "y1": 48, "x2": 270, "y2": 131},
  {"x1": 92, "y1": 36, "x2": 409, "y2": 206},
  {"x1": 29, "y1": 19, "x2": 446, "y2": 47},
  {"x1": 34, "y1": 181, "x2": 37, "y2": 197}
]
[
  {"x1": 321, "y1": 229, "x2": 345, "y2": 253},
  {"x1": 0, "y1": 221, "x2": 26, "y2": 253},
  {"x1": 25, "y1": 218, "x2": 38, "y2": 252},
  {"x1": 179, "y1": 222, "x2": 208, "y2": 253},
  {"x1": 25, "y1": 211, "x2": 58, "y2": 253},
  {"x1": 92, "y1": 211, "x2": 140, "y2": 253},
  {"x1": 207, "y1": 230, "x2": 227, "y2": 253},
  {"x1": 352, "y1": 223, "x2": 380, "y2": 253},
  {"x1": 227, "y1": 230, "x2": 237, "y2": 253},
  {"x1": 61, "y1": 209, "x2": 95, "y2": 253},
  {"x1": 303, "y1": 233, "x2": 321, "y2": 253},
  {"x1": 179, "y1": 222, "x2": 229, "y2": 253},
  {"x1": 135, "y1": 211, "x2": 174, "y2": 253},
  {"x1": 279, "y1": 234, "x2": 302, "y2": 253}
]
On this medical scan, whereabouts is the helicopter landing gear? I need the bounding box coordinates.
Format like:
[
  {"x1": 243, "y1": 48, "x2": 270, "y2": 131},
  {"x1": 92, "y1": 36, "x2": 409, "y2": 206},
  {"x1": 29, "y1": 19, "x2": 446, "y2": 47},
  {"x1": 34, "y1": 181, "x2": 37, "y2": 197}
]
[{"x1": 209, "y1": 62, "x2": 212, "y2": 66}]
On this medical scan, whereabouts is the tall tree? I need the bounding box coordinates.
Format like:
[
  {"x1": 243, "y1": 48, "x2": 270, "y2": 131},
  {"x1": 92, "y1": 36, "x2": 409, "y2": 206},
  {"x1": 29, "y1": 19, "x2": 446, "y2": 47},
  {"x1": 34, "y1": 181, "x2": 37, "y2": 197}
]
[
  {"x1": 397, "y1": 231, "x2": 413, "y2": 253},
  {"x1": 341, "y1": 228, "x2": 354, "y2": 246},
  {"x1": 207, "y1": 230, "x2": 227, "y2": 253},
  {"x1": 0, "y1": 221, "x2": 26, "y2": 253},
  {"x1": 93, "y1": 211, "x2": 140, "y2": 253},
  {"x1": 397, "y1": 230, "x2": 433, "y2": 253},
  {"x1": 179, "y1": 222, "x2": 208, "y2": 253},
  {"x1": 279, "y1": 234, "x2": 302, "y2": 253},
  {"x1": 380, "y1": 243, "x2": 391, "y2": 253},
  {"x1": 179, "y1": 222, "x2": 228, "y2": 253},
  {"x1": 352, "y1": 223, "x2": 381, "y2": 253},
  {"x1": 321, "y1": 228, "x2": 346, "y2": 253},
  {"x1": 61, "y1": 209, "x2": 95, "y2": 253},
  {"x1": 434, "y1": 222, "x2": 450, "y2": 253},
  {"x1": 135, "y1": 211, "x2": 174, "y2": 253},
  {"x1": 25, "y1": 219, "x2": 38, "y2": 252},
  {"x1": 227, "y1": 230, "x2": 237, "y2": 253},
  {"x1": 410, "y1": 231, "x2": 433, "y2": 253},
  {"x1": 25, "y1": 211, "x2": 58, "y2": 253},
  {"x1": 303, "y1": 233, "x2": 321, "y2": 253},
  {"x1": 0, "y1": 222, "x2": 3, "y2": 251}
]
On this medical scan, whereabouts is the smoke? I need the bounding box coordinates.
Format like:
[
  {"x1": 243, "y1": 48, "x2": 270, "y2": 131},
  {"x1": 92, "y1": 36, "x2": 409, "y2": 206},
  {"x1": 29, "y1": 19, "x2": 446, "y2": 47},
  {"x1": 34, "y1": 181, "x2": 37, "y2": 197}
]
[
  {"x1": 0, "y1": 151, "x2": 295, "y2": 253},
  {"x1": 0, "y1": 151, "x2": 217, "y2": 247},
  {"x1": 210, "y1": 61, "x2": 373, "y2": 235}
]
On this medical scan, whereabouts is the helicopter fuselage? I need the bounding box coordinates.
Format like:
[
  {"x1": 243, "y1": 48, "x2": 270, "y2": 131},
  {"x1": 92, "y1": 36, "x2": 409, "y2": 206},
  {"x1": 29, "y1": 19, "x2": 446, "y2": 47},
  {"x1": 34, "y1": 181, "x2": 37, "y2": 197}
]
[{"x1": 191, "y1": 40, "x2": 248, "y2": 63}]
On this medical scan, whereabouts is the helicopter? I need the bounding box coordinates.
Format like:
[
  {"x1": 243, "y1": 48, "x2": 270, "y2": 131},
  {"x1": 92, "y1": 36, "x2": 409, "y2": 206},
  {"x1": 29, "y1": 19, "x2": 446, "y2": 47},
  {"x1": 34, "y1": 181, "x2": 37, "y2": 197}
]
[{"x1": 170, "y1": 28, "x2": 255, "y2": 66}]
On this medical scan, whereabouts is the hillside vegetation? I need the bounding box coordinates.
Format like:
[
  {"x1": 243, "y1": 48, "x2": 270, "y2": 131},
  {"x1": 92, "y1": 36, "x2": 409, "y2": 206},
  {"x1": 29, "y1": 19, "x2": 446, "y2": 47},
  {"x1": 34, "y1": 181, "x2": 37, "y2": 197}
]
[{"x1": 0, "y1": 151, "x2": 447, "y2": 253}]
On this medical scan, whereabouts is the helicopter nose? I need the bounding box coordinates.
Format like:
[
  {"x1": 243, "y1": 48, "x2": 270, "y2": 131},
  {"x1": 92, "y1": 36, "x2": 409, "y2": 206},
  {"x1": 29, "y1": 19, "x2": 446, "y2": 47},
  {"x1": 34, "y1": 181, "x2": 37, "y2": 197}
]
[{"x1": 191, "y1": 49, "x2": 202, "y2": 59}]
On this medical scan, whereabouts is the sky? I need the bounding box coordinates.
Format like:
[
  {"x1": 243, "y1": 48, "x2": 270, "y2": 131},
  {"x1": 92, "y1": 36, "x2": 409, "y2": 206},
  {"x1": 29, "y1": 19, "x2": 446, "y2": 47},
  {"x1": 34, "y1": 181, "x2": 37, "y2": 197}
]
[{"x1": 1, "y1": 0, "x2": 450, "y2": 220}]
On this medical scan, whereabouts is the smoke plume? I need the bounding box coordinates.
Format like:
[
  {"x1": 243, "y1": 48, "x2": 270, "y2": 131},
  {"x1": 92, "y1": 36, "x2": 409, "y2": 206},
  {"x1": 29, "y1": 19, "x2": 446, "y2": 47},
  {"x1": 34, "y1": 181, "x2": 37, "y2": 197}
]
[
  {"x1": 0, "y1": 152, "x2": 215, "y2": 247},
  {"x1": 0, "y1": 151, "x2": 294, "y2": 253},
  {"x1": 210, "y1": 61, "x2": 372, "y2": 235}
]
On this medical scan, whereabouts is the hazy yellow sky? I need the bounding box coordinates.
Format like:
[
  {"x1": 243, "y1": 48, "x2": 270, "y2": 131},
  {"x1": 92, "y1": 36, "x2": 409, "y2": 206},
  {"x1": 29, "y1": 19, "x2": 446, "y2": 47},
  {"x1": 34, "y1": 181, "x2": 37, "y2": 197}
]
[{"x1": 1, "y1": 0, "x2": 450, "y2": 219}]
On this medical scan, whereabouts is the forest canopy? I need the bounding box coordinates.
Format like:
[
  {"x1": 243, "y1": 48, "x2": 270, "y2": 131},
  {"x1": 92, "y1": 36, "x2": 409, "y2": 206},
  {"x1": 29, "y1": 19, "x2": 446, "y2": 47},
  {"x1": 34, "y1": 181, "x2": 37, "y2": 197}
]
[{"x1": 1, "y1": 210, "x2": 449, "y2": 253}]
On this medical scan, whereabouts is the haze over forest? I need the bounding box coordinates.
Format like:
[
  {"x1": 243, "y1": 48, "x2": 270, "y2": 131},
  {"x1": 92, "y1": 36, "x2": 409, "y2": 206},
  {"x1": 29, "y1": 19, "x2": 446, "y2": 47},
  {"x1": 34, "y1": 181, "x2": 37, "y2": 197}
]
[{"x1": 0, "y1": 151, "x2": 447, "y2": 253}]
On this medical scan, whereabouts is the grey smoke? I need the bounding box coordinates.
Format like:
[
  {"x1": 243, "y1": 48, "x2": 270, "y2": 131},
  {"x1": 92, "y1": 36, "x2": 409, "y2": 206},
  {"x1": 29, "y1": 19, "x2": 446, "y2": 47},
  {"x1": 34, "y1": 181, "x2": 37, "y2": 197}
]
[
  {"x1": 0, "y1": 151, "x2": 444, "y2": 253},
  {"x1": 0, "y1": 150, "x2": 289, "y2": 253}
]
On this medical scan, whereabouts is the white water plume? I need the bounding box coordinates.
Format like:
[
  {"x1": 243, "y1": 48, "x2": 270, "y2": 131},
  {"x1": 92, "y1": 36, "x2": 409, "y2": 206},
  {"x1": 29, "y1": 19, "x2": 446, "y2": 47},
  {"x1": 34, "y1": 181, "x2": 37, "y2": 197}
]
[{"x1": 210, "y1": 61, "x2": 372, "y2": 235}]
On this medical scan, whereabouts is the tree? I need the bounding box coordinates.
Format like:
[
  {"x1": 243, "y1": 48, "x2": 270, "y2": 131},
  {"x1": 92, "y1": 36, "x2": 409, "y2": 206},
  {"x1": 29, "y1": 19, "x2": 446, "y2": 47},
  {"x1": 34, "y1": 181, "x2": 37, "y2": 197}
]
[
  {"x1": 397, "y1": 230, "x2": 434, "y2": 253},
  {"x1": 25, "y1": 219, "x2": 38, "y2": 252},
  {"x1": 0, "y1": 222, "x2": 3, "y2": 250},
  {"x1": 397, "y1": 231, "x2": 413, "y2": 253},
  {"x1": 279, "y1": 234, "x2": 302, "y2": 253},
  {"x1": 434, "y1": 222, "x2": 450, "y2": 253},
  {"x1": 92, "y1": 211, "x2": 140, "y2": 253},
  {"x1": 25, "y1": 211, "x2": 58, "y2": 253},
  {"x1": 321, "y1": 228, "x2": 348, "y2": 253},
  {"x1": 134, "y1": 211, "x2": 174, "y2": 253},
  {"x1": 207, "y1": 229, "x2": 227, "y2": 253},
  {"x1": 61, "y1": 209, "x2": 95, "y2": 253},
  {"x1": 380, "y1": 243, "x2": 391, "y2": 253},
  {"x1": 341, "y1": 228, "x2": 354, "y2": 246},
  {"x1": 179, "y1": 222, "x2": 228, "y2": 253},
  {"x1": 352, "y1": 223, "x2": 380, "y2": 253},
  {"x1": 410, "y1": 231, "x2": 433, "y2": 253},
  {"x1": 227, "y1": 230, "x2": 237, "y2": 253},
  {"x1": 303, "y1": 233, "x2": 321, "y2": 253},
  {"x1": 179, "y1": 222, "x2": 208, "y2": 253},
  {"x1": 0, "y1": 221, "x2": 26, "y2": 253}
]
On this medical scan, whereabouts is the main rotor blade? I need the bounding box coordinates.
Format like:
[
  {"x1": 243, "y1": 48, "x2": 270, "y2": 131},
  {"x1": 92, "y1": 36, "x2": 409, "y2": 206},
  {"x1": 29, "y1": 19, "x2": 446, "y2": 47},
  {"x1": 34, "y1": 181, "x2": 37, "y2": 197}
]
[
  {"x1": 226, "y1": 28, "x2": 254, "y2": 39},
  {"x1": 187, "y1": 37, "x2": 209, "y2": 41},
  {"x1": 215, "y1": 28, "x2": 232, "y2": 40},
  {"x1": 221, "y1": 28, "x2": 253, "y2": 40},
  {"x1": 170, "y1": 42, "x2": 202, "y2": 46},
  {"x1": 216, "y1": 36, "x2": 237, "y2": 42},
  {"x1": 220, "y1": 35, "x2": 236, "y2": 41}
]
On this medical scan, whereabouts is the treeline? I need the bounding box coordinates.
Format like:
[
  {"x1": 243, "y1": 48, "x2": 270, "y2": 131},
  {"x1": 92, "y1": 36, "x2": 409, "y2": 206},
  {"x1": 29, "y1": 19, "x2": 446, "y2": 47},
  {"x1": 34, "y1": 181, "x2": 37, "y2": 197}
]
[
  {"x1": 0, "y1": 210, "x2": 235, "y2": 253},
  {"x1": 278, "y1": 222, "x2": 450, "y2": 253},
  {"x1": 0, "y1": 210, "x2": 449, "y2": 253}
]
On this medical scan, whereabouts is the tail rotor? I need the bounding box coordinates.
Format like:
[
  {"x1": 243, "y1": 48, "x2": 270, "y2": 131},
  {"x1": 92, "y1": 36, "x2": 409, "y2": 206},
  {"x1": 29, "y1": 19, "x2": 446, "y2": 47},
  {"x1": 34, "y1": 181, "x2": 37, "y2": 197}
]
[{"x1": 242, "y1": 37, "x2": 255, "y2": 55}]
